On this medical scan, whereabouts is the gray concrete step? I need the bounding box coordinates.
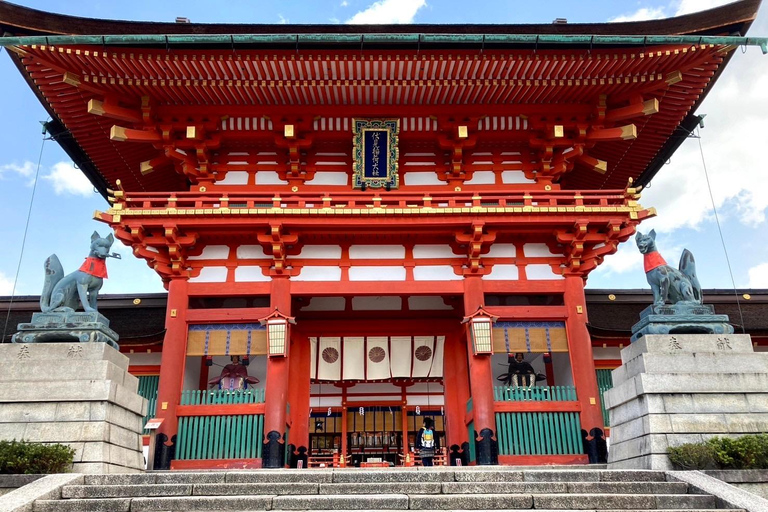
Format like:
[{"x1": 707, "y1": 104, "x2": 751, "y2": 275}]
[
  {"x1": 318, "y1": 482, "x2": 443, "y2": 494},
  {"x1": 440, "y1": 482, "x2": 689, "y2": 495}
]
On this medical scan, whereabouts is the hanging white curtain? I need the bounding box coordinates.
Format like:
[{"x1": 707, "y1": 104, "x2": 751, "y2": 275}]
[
  {"x1": 309, "y1": 337, "x2": 318, "y2": 380},
  {"x1": 317, "y1": 337, "x2": 341, "y2": 381},
  {"x1": 429, "y1": 336, "x2": 445, "y2": 378},
  {"x1": 365, "y1": 336, "x2": 391, "y2": 381},
  {"x1": 412, "y1": 336, "x2": 435, "y2": 378},
  {"x1": 343, "y1": 337, "x2": 365, "y2": 380},
  {"x1": 389, "y1": 336, "x2": 413, "y2": 378}
]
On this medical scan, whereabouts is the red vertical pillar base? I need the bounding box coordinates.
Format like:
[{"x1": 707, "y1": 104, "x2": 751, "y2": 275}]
[
  {"x1": 443, "y1": 330, "x2": 471, "y2": 465},
  {"x1": 263, "y1": 277, "x2": 291, "y2": 468},
  {"x1": 564, "y1": 275, "x2": 604, "y2": 463},
  {"x1": 286, "y1": 333, "x2": 310, "y2": 468},
  {"x1": 464, "y1": 276, "x2": 498, "y2": 465},
  {"x1": 154, "y1": 277, "x2": 189, "y2": 470}
]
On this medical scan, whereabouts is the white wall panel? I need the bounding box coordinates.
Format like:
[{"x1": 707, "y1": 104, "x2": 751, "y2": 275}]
[
  {"x1": 349, "y1": 245, "x2": 405, "y2": 259},
  {"x1": 297, "y1": 245, "x2": 342, "y2": 259},
  {"x1": 305, "y1": 172, "x2": 349, "y2": 185},
  {"x1": 188, "y1": 245, "x2": 230, "y2": 260},
  {"x1": 349, "y1": 266, "x2": 406, "y2": 281},
  {"x1": 255, "y1": 171, "x2": 288, "y2": 184},
  {"x1": 302, "y1": 297, "x2": 346, "y2": 311},
  {"x1": 234, "y1": 266, "x2": 271, "y2": 282},
  {"x1": 408, "y1": 296, "x2": 453, "y2": 310},
  {"x1": 351, "y1": 296, "x2": 402, "y2": 310},
  {"x1": 404, "y1": 172, "x2": 443, "y2": 185},
  {"x1": 412, "y1": 245, "x2": 456, "y2": 259},
  {"x1": 464, "y1": 171, "x2": 496, "y2": 185},
  {"x1": 293, "y1": 266, "x2": 342, "y2": 281},
  {"x1": 237, "y1": 245, "x2": 272, "y2": 259},
  {"x1": 190, "y1": 266, "x2": 228, "y2": 283},
  {"x1": 485, "y1": 243, "x2": 517, "y2": 258},
  {"x1": 523, "y1": 243, "x2": 557, "y2": 257},
  {"x1": 483, "y1": 264, "x2": 519, "y2": 280},
  {"x1": 413, "y1": 266, "x2": 462, "y2": 281},
  {"x1": 501, "y1": 171, "x2": 535, "y2": 184},
  {"x1": 526, "y1": 264, "x2": 563, "y2": 280}
]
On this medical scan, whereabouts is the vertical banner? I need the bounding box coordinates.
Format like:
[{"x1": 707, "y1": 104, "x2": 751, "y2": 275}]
[
  {"x1": 317, "y1": 337, "x2": 341, "y2": 381},
  {"x1": 390, "y1": 336, "x2": 412, "y2": 378},
  {"x1": 412, "y1": 336, "x2": 435, "y2": 378},
  {"x1": 365, "y1": 336, "x2": 390, "y2": 381},
  {"x1": 309, "y1": 337, "x2": 318, "y2": 380},
  {"x1": 343, "y1": 337, "x2": 365, "y2": 381},
  {"x1": 429, "y1": 336, "x2": 446, "y2": 378}
]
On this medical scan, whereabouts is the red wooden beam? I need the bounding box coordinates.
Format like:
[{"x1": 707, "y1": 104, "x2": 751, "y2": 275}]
[
  {"x1": 586, "y1": 124, "x2": 637, "y2": 142},
  {"x1": 87, "y1": 98, "x2": 143, "y2": 124},
  {"x1": 494, "y1": 401, "x2": 581, "y2": 413},
  {"x1": 186, "y1": 307, "x2": 272, "y2": 324},
  {"x1": 484, "y1": 305, "x2": 567, "y2": 320},
  {"x1": 605, "y1": 98, "x2": 659, "y2": 123},
  {"x1": 176, "y1": 404, "x2": 265, "y2": 417},
  {"x1": 128, "y1": 365, "x2": 161, "y2": 375},
  {"x1": 110, "y1": 125, "x2": 162, "y2": 143}
]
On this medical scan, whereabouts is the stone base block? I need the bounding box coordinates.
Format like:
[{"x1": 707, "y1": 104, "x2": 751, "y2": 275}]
[{"x1": 0, "y1": 343, "x2": 147, "y2": 473}]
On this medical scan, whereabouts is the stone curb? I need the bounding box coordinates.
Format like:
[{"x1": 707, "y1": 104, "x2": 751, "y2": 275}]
[
  {"x1": 0, "y1": 474, "x2": 83, "y2": 512},
  {"x1": 667, "y1": 470, "x2": 768, "y2": 512}
]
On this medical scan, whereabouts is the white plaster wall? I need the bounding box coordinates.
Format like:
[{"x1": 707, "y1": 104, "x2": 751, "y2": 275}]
[
  {"x1": 349, "y1": 245, "x2": 405, "y2": 259},
  {"x1": 237, "y1": 245, "x2": 272, "y2": 259},
  {"x1": 351, "y1": 296, "x2": 402, "y2": 310},
  {"x1": 501, "y1": 171, "x2": 535, "y2": 184},
  {"x1": 406, "y1": 395, "x2": 445, "y2": 406},
  {"x1": 305, "y1": 172, "x2": 349, "y2": 185},
  {"x1": 293, "y1": 266, "x2": 342, "y2": 281},
  {"x1": 412, "y1": 245, "x2": 456, "y2": 259},
  {"x1": 551, "y1": 352, "x2": 574, "y2": 387},
  {"x1": 592, "y1": 346, "x2": 622, "y2": 360},
  {"x1": 483, "y1": 264, "x2": 519, "y2": 280},
  {"x1": 234, "y1": 266, "x2": 270, "y2": 282},
  {"x1": 302, "y1": 297, "x2": 346, "y2": 311},
  {"x1": 523, "y1": 243, "x2": 556, "y2": 257},
  {"x1": 188, "y1": 245, "x2": 230, "y2": 260},
  {"x1": 464, "y1": 171, "x2": 495, "y2": 185},
  {"x1": 485, "y1": 243, "x2": 517, "y2": 258},
  {"x1": 408, "y1": 296, "x2": 453, "y2": 310},
  {"x1": 217, "y1": 171, "x2": 249, "y2": 185},
  {"x1": 255, "y1": 171, "x2": 288, "y2": 184},
  {"x1": 183, "y1": 356, "x2": 201, "y2": 392},
  {"x1": 404, "y1": 172, "x2": 443, "y2": 186},
  {"x1": 126, "y1": 352, "x2": 162, "y2": 367},
  {"x1": 190, "y1": 267, "x2": 228, "y2": 283},
  {"x1": 413, "y1": 265, "x2": 461, "y2": 281},
  {"x1": 526, "y1": 264, "x2": 563, "y2": 280},
  {"x1": 349, "y1": 266, "x2": 406, "y2": 281},
  {"x1": 297, "y1": 245, "x2": 342, "y2": 259}
]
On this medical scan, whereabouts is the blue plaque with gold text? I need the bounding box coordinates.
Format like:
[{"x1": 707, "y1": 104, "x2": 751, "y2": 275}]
[{"x1": 352, "y1": 119, "x2": 399, "y2": 189}]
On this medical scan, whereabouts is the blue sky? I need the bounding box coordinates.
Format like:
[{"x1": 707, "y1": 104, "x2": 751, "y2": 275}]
[{"x1": 0, "y1": 0, "x2": 767, "y2": 300}]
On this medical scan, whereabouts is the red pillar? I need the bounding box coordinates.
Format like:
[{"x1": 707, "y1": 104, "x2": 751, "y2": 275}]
[
  {"x1": 154, "y1": 277, "x2": 189, "y2": 469},
  {"x1": 262, "y1": 277, "x2": 291, "y2": 468},
  {"x1": 286, "y1": 331, "x2": 311, "y2": 467},
  {"x1": 564, "y1": 275, "x2": 603, "y2": 437},
  {"x1": 442, "y1": 329, "x2": 470, "y2": 465},
  {"x1": 463, "y1": 276, "x2": 498, "y2": 465}
]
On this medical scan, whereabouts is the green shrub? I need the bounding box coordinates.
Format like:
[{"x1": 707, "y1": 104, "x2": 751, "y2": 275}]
[
  {"x1": 0, "y1": 440, "x2": 75, "y2": 474},
  {"x1": 667, "y1": 442, "x2": 718, "y2": 470},
  {"x1": 667, "y1": 434, "x2": 768, "y2": 470}
]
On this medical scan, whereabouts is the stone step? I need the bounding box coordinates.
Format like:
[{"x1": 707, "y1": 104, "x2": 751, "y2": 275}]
[
  {"x1": 530, "y1": 494, "x2": 717, "y2": 510},
  {"x1": 35, "y1": 499, "x2": 132, "y2": 512},
  {"x1": 330, "y1": 470, "x2": 457, "y2": 483},
  {"x1": 318, "y1": 482, "x2": 443, "y2": 494},
  {"x1": 441, "y1": 482, "x2": 689, "y2": 494}
]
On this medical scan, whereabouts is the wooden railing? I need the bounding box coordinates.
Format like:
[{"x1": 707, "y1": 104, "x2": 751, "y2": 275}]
[
  {"x1": 494, "y1": 385, "x2": 577, "y2": 402},
  {"x1": 137, "y1": 375, "x2": 159, "y2": 434},
  {"x1": 110, "y1": 188, "x2": 637, "y2": 213},
  {"x1": 495, "y1": 411, "x2": 583, "y2": 456},
  {"x1": 180, "y1": 388, "x2": 265, "y2": 405}
]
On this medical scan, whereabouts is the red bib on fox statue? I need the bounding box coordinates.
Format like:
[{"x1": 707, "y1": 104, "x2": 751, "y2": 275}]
[
  {"x1": 79, "y1": 257, "x2": 108, "y2": 278},
  {"x1": 643, "y1": 251, "x2": 667, "y2": 273}
]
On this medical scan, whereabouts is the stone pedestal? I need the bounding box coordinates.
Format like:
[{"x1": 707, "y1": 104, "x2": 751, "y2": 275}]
[
  {"x1": 605, "y1": 334, "x2": 768, "y2": 470},
  {"x1": 630, "y1": 303, "x2": 734, "y2": 342},
  {"x1": 0, "y1": 343, "x2": 147, "y2": 473},
  {"x1": 12, "y1": 311, "x2": 119, "y2": 349}
]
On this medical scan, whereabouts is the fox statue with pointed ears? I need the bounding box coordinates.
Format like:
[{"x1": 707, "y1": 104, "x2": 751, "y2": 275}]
[
  {"x1": 40, "y1": 231, "x2": 121, "y2": 313},
  {"x1": 635, "y1": 229, "x2": 702, "y2": 307}
]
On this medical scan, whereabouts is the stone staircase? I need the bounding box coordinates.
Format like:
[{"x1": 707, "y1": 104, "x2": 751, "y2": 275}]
[{"x1": 33, "y1": 468, "x2": 740, "y2": 511}]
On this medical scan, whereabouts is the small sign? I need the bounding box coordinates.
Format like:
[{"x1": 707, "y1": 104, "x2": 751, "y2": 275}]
[
  {"x1": 144, "y1": 418, "x2": 164, "y2": 430},
  {"x1": 352, "y1": 119, "x2": 399, "y2": 189}
]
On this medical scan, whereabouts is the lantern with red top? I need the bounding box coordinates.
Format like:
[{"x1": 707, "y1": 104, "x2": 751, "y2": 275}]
[
  {"x1": 462, "y1": 306, "x2": 499, "y2": 355},
  {"x1": 259, "y1": 309, "x2": 296, "y2": 357}
]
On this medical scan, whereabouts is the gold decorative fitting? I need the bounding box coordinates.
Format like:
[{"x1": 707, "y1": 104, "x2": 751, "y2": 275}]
[
  {"x1": 170, "y1": 309, "x2": 177, "y2": 318},
  {"x1": 458, "y1": 125, "x2": 468, "y2": 139},
  {"x1": 133, "y1": 298, "x2": 141, "y2": 305},
  {"x1": 199, "y1": 186, "x2": 207, "y2": 192},
  {"x1": 553, "y1": 125, "x2": 564, "y2": 138},
  {"x1": 608, "y1": 294, "x2": 616, "y2": 301},
  {"x1": 544, "y1": 185, "x2": 552, "y2": 191},
  {"x1": 576, "y1": 305, "x2": 583, "y2": 314},
  {"x1": 284, "y1": 124, "x2": 295, "y2": 138},
  {"x1": 291, "y1": 186, "x2": 299, "y2": 192},
  {"x1": 455, "y1": 186, "x2": 462, "y2": 192},
  {"x1": 743, "y1": 293, "x2": 751, "y2": 300}
]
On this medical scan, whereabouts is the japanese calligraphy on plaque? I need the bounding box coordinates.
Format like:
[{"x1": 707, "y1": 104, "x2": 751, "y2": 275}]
[{"x1": 352, "y1": 119, "x2": 399, "y2": 190}]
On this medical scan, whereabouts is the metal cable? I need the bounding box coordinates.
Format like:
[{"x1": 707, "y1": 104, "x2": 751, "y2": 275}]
[
  {"x1": 696, "y1": 128, "x2": 747, "y2": 334},
  {"x1": 1, "y1": 132, "x2": 47, "y2": 342}
]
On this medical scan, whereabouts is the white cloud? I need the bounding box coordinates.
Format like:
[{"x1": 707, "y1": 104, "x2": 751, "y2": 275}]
[
  {"x1": 278, "y1": 14, "x2": 288, "y2": 24},
  {"x1": 0, "y1": 271, "x2": 15, "y2": 295},
  {"x1": 0, "y1": 161, "x2": 35, "y2": 180},
  {"x1": 748, "y1": 262, "x2": 768, "y2": 288},
  {"x1": 340, "y1": 0, "x2": 349, "y2": 6},
  {"x1": 609, "y1": 7, "x2": 666, "y2": 23},
  {"x1": 346, "y1": 0, "x2": 426, "y2": 24},
  {"x1": 674, "y1": 0, "x2": 733, "y2": 16},
  {"x1": 41, "y1": 161, "x2": 94, "y2": 196}
]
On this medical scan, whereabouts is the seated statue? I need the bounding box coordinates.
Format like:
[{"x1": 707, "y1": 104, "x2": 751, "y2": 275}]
[
  {"x1": 207, "y1": 355, "x2": 259, "y2": 391},
  {"x1": 501, "y1": 353, "x2": 536, "y2": 389}
]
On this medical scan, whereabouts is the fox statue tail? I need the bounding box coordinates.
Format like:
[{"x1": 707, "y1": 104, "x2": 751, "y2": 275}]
[
  {"x1": 40, "y1": 254, "x2": 64, "y2": 312},
  {"x1": 678, "y1": 249, "x2": 702, "y2": 302}
]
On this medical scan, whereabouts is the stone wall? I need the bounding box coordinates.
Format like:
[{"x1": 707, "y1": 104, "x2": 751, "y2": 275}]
[{"x1": 0, "y1": 343, "x2": 146, "y2": 473}]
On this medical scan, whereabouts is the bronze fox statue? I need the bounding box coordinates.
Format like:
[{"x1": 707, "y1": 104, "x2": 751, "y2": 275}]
[
  {"x1": 40, "y1": 231, "x2": 120, "y2": 313},
  {"x1": 635, "y1": 229, "x2": 702, "y2": 307}
]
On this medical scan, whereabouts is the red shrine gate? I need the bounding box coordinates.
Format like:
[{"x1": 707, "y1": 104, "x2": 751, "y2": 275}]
[{"x1": 1, "y1": 0, "x2": 759, "y2": 470}]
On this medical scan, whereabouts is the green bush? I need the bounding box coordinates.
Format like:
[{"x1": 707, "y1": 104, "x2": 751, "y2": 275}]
[
  {"x1": 667, "y1": 434, "x2": 768, "y2": 470},
  {"x1": 0, "y1": 440, "x2": 75, "y2": 474}
]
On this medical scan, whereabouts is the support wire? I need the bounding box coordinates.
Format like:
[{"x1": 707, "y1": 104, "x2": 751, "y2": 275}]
[{"x1": 695, "y1": 128, "x2": 747, "y2": 334}]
